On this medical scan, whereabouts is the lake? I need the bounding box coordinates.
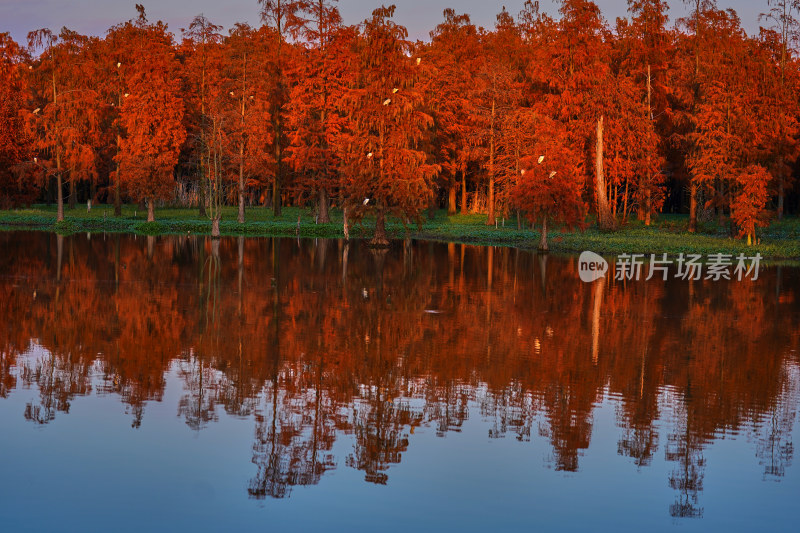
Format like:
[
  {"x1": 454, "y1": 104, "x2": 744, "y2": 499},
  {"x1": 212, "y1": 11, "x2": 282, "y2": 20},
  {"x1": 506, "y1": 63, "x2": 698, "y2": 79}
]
[{"x1": 0, "y1": 231, "x2": 798, "y2": 532}]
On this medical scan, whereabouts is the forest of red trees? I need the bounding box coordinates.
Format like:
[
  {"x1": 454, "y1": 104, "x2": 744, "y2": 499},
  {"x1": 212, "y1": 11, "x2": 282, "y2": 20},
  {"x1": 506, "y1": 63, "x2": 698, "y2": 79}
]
[{"x1": 1, "y1": 0, "x2": 799, "y2": 242}]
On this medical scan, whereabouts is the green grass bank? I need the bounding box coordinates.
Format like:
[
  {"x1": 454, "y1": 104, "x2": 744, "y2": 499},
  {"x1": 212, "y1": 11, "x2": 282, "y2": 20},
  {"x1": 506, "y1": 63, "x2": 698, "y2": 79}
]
[{"x1": 1, "y1": 204, "x2": 799, "y2": 260}]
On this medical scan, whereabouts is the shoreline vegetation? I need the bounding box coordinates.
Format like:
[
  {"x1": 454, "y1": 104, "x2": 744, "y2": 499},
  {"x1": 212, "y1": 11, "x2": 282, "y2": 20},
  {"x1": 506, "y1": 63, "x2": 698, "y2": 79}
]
[{"x1": 1, "y1": 205, "x2": 799, "y2": 260}]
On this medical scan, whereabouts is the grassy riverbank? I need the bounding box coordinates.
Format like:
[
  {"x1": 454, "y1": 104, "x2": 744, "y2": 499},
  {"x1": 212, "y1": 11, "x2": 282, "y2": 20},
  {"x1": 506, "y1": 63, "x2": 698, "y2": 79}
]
[{"x1": 1, "y1": 204, "x2": 799, "y2": 259}]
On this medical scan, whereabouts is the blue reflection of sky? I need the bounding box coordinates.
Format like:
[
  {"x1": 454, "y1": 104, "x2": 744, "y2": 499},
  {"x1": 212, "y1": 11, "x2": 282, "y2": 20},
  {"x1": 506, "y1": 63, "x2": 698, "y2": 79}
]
[
  {"x1": 0, "y1": 1, "x2": 773, "y2": 48},
  {"x1": 1, "y1": 346, "x2": 797, "y2": 533}
]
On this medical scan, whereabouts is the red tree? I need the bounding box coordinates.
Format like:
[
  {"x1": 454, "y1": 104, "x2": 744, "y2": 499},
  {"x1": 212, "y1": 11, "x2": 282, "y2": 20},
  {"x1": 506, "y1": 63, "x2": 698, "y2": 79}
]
[
  {"x1": 115, "y1": 7, "x2": 186, "y2": 222},
  {"x1": 286, "y1": 0, "x2": 353, "y2": 223},
  {"x1": 506, "y1": 115, "x2": 586, "y2": 250},
  {"x1": 340, "y1": 5, "x2": 439, "y2": 245},
  {"x1": 0, "y1": 33, "x2": 35, "y2": 207}
]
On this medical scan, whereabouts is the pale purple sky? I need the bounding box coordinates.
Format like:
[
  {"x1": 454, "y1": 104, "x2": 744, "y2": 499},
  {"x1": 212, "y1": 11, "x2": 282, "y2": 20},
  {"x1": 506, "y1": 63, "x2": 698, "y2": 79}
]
[{"x1": 0, "y1": 0, "x2": 770, "y2": 46}]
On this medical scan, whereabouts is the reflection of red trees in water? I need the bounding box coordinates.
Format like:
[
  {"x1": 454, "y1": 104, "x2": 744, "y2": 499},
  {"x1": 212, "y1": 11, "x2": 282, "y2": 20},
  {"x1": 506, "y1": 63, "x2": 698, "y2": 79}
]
[{"x1": 0, "y1": 232, "x2": 798, "y2": 510}]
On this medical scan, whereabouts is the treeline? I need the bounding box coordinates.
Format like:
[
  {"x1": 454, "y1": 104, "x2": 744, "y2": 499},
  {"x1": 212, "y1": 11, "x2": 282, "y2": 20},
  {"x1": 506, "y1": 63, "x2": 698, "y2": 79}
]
[{"x1": 1, "y1": 0, "x2": 799, "y2": 244}]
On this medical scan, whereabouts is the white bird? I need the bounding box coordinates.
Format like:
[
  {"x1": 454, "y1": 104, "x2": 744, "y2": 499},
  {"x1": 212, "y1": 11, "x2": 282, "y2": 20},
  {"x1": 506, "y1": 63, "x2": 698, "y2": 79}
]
[
  {"x1": 549, "y1": 171, "x2": 557, "y2": 179},
  {"x1": 520, "y1": 169, "x2": 526, "y2": 176},
  {"x1": 538, "y1": 155, "x2": 545, "y2": 164},
  {"x1": 363, "y1": 198, "x2": 370, "y2": 205},
  {"x1": 392, "y1": 88, "x2": 399, "y2": 93},
  {"x1": 33, "y1": 108, "x2": 40, "y2": 114},
  {"x1": 383, "y1": 98, "x2": 391, "y2": 106},
  {"x1": 249, "y1": 95, "x2": 254, "y2": 100},
  {"x1": 28, "y1": 65, "x2": 33, "y2": 70},
  {"x1": 367, "y1": 152, "x2": 373, "y2": 158},
  {"x1": 33, "y1": 157, "x2": 38, "y2": 163},
  {"x1": 416, "y1": 57, "x2": 421, "y2": 65},
  {"x1": 229, "y1": 91, "x2": 235, "y2": 96},
  {"x1": 123, "y1": 93, "x2": 129, "y2": 98},
  {"x1": 116, "y1": 62, "x2": 121, "y2": 68}
]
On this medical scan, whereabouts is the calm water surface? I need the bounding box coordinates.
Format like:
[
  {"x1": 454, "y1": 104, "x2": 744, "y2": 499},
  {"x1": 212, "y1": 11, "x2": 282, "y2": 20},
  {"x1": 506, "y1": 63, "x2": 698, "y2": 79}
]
[{"x1": 0, "y1": 232, "x2": 798, "y2": 532}]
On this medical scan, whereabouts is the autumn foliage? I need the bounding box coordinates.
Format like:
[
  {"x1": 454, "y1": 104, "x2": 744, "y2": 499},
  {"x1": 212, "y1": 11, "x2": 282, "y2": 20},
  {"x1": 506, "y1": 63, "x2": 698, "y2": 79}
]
[{"x1": 1, "y1": 1, "x2": 799, "y2": 239}]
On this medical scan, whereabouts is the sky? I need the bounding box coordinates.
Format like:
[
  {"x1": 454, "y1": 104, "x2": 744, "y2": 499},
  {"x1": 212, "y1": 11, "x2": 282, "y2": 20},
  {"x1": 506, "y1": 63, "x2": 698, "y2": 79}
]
[{"x1": 0, "y1": 0, "x2": 771, "y2": 47}]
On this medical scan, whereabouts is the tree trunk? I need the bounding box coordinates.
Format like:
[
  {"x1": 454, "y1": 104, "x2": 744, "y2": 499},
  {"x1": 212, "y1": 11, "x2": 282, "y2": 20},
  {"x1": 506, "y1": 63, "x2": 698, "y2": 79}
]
[
  {"x1": 198, "y1": 177, "x2": 207, "y2": 217},
  {"x1": 56, "y1": 171, "x2": 64, "y2": 222},
  {"x1": 688, "y1": 181, "x2": 697, "y2": 233},
  {"x1": 68, "y1": 174, "x2": 76, "y2": 209},
  {"x1": 643, "y1": 64, "x2": 652, "y2": 226},
  {"x1": 114, "y1": 167, "x2": 122, "y2": 217},
  {"x1": 238, "y1": 150, "x2": 246, "y2": 224},
  {"x1": 777, "y1": 176, "x2": 784, "y2": 220},
  {"x1": 427, "y1": 194, "x2": 437, "y2": 220},
  {"x1": 448, "y1": 178, "x2": 456, "y2": 215},
  {"x1": 371, "y1": 206, "x2": 389, "y2": 247},
  {"x1": 273, "y1": 117, "x2": 283, "y2": 217},
  {"x1": 461, "y1": 170, "x2": 468, "y2": 214},
  {"x1": 595, "y1": 116, "x2": 614, "y2": 230},
  {"x1": 486, "y1": 98, "x2": 496, "y2": 226},
  {"x1": 318, "y1": 188, "x2": 330, "y2": 224},
  {"x1": 147, "y1": 199, "x2": 155, "y2": 222},
  {"x1": 343, "y1": 206, "x2": 350, "y2": 241},
  {"x1": 538, "y1": 215, "x2": 548, "y2": 252},
  {"x1": 212, "y1": 217, "x2": 221, "y2": 239}
]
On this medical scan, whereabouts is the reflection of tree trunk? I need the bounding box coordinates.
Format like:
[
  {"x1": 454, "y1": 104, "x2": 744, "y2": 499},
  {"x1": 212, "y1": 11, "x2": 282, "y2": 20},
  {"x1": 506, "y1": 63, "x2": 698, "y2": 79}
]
[
  {"x1": 639, "y1": 282, "x2": 649, "y2": 398},
  {"x1": 487, "y1": 246, "x2": 494, "y2": 290},
  {"x1": 539, "y1": 215, "x2": 548, "y2": 252},
  {"x1": 316, "y1": 238, "x2": 329, "y2": 271},
  {"x1": 238, "y1": 237, "x2": 244, "y2": 318},
  {"x1": 341, "y1": 242, "x2": 349, "y2": 286},
  {"x1": 403, "y1": 238, "x2": 412, "y2": 279},
  {"x1": 211, "y1": 237, "x2": 220, "y2": 261},
  {"x1": 147, "y1": 199, "x2": 155, "y2": 222},
  {"x1": 147, "y1": 235, "x2": 155, "y2": 260},
  {"x1": 591, "y1": 276, "x2": 605, "y2": 364},
  {"x1": 538, "y1": 253, "x2": 548, "y2": 295},
  {"x1": 448, "y1": 242, "x2": 455, "y2": 287},
  {"x1": 114, "y1": 234, "x2": 120, "y2": 292},
  {"x1": 595, "y1": 116, "x2": 613, "y2": 230},
  {"x1": 56, "y1": 234, "x2": 63, "y2": 284}
]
